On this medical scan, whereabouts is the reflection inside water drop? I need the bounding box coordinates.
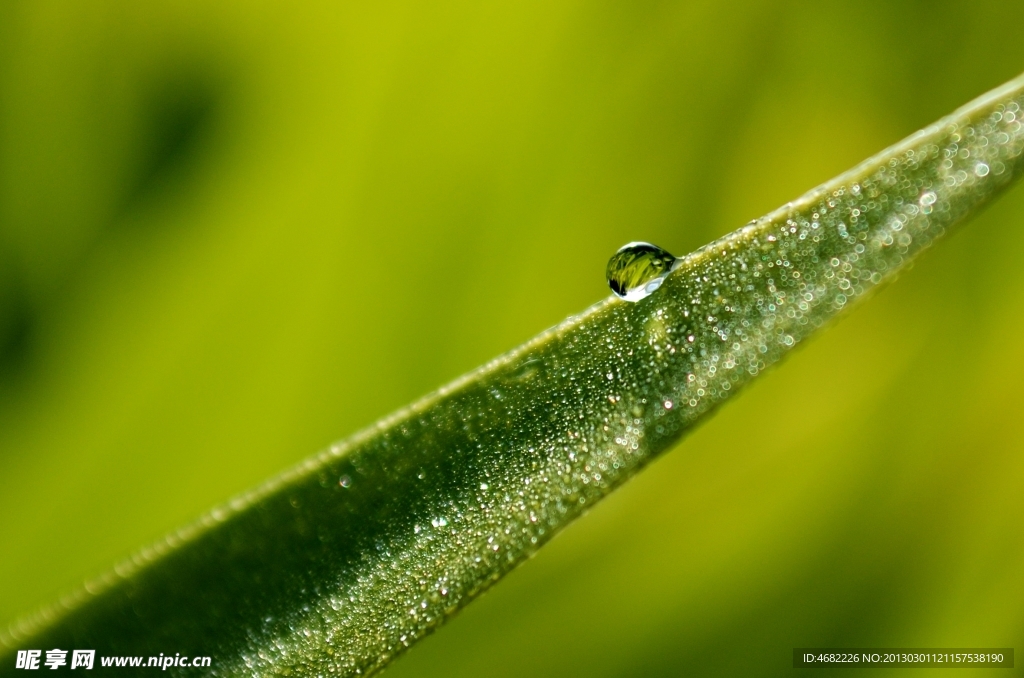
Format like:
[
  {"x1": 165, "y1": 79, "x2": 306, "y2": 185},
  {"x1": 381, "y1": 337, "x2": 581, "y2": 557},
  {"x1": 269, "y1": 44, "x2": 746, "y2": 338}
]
[{"x1": 606, "y1": 242, "x2": 680, "y2": 302}]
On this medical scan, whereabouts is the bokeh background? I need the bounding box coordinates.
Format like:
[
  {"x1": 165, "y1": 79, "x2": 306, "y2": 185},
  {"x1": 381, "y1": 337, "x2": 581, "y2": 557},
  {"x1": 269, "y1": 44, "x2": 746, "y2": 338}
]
[{"x1": 2, "y1": 1, "x2": 1023, "y2": 675}]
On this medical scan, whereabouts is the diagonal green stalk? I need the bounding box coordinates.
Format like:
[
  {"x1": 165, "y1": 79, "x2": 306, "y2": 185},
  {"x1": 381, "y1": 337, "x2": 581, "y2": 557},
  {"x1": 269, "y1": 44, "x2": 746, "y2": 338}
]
[{"x1": 4, "y1": 74, "x2": 1024, "y2": 677}]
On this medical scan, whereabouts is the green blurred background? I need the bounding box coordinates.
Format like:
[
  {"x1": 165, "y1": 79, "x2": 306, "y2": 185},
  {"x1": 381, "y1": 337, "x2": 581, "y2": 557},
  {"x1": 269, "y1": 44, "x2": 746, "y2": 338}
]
[{"x1": 2, "y1": 1, "x2": 1023, "y2": 675}]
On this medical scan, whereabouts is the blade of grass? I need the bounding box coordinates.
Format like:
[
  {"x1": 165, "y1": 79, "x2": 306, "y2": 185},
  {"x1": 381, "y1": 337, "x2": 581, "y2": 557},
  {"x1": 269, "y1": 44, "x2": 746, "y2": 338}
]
[{"x1": 4, "y1": 73, "x2": 1024, "y2": 677}]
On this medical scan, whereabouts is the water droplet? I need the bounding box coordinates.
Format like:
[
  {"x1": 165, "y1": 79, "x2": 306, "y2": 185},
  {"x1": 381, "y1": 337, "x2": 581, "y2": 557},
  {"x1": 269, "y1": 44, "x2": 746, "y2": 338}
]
[
  {"x1": 975, "y1": 162, "x2": 990, "y2": 177},
  {"x1": 919, "y1": 190, "x2": 937, "y2": 206},
  {"x1": 339, "y1": 475, "x2": 352, "y2": 488},
  {"x1": 606, "y1": 242, "x2": 679, "y2": 302}
]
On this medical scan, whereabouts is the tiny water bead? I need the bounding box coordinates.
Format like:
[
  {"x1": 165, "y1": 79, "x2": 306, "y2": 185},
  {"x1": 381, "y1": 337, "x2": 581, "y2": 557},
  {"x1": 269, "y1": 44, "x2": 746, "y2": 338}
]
[{"x1": 606, "y1": 242, "x2": 681, "y2": 302}]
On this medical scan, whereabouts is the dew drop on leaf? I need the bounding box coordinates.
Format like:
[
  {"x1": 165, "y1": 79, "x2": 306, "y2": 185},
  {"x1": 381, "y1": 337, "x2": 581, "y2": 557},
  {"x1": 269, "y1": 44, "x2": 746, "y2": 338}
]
[{"x1": 606, "y1": 242, "x2": 680, "y2": 302}]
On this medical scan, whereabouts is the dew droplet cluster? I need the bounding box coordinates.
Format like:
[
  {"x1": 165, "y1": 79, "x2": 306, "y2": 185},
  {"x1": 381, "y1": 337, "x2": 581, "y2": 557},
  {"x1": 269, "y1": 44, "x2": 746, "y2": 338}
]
[{"x1": 6, "y1": 80, "x2": 1024, "y2": 678}]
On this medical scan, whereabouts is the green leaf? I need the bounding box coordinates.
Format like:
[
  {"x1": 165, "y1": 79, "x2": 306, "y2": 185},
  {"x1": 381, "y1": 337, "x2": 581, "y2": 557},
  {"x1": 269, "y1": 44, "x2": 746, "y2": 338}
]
[{"x1": 4, "y1": 73, "x2": 1024, "y2": 677}]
